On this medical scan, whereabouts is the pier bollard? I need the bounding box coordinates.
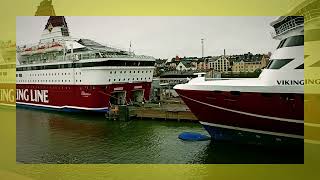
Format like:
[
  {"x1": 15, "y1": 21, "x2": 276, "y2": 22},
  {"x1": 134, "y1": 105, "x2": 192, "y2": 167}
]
[{"x1": 119, "y1": 105, "x2": 129, "y2": 121}]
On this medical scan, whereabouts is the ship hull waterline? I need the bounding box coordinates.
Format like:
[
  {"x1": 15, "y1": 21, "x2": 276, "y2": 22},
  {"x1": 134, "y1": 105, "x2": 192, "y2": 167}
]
[
  {"x1": 15, "y1": 82, "x2": 151, "y2": 113},
  {"x1": 175, "y1": 89, "x2": 304, "y2": 145}
]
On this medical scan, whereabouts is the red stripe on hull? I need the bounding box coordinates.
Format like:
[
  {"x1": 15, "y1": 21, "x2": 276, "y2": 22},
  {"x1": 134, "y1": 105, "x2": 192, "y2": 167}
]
[
  {"x1": 175, "y1": 89, "x2": 304, "y2": 136},
  {"x1": 16, "y1": 82, "x2": 151, "y2": 109}
]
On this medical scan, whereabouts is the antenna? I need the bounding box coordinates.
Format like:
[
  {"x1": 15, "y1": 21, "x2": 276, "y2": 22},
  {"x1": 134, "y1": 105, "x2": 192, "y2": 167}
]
[{"x1": 201, "y1": 38, "x2": 204, "y2": 58}]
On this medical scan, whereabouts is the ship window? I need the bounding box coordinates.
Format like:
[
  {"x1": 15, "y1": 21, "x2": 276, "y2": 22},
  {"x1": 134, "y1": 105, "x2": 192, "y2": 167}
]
[
  {"x1": 266, "y1": 59, "x2": 293, "y2": 69},
  {"x1": 278, "y1": 37, "x2": 290, "y2": 48},
  {"x1": 295, "y1": 63, "x2": 304, "y2": 69},
  {"x1": 277, "y1": 35, "x2": 304, "y2": 49},
  {"x1": 283, "y1": 35, "x2": 304, "y2": 47},
  {"x1": 75, "y1": 63, "x2": 82, "y2": 68}
]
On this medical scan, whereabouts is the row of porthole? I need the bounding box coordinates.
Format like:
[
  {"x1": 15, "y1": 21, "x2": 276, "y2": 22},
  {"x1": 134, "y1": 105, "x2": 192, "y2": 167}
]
[
  {"x1": 110, "y1": 70, "x2": 152, "y2": 74},
  {"x1": 30, "y1": 72, "x2": 72, "y2": 76},
  {"x1": 108, "y1": 77, "x2": 151, "y2": 82},
  {"x1": 18, "y1": 86, "x2": 72, "y2": 90},
  {"x1": 17, "y1": 79, "x2": 74, "y2": 83},
  {"x1": 18, "y1": 76, "x2": 151, "y2": 83},
  {"x1": 17, "y1": 86, "x2": 101, "y2": 90}
]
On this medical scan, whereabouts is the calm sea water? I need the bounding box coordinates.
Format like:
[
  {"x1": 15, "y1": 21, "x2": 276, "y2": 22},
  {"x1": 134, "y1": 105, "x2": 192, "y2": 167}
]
[{"x1": 16, "y1": 107, "x2": 303, "y2": 164}]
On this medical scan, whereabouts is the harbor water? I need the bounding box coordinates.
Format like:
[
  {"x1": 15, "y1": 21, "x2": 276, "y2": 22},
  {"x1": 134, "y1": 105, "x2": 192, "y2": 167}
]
[{"x1": 17, "y1": 107, "x2": 303, "y2": 164}]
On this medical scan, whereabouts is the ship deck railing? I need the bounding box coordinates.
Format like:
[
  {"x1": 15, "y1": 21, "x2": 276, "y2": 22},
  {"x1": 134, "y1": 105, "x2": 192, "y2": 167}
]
[
  {"x1": 271, "y1": 17, "x2": 304, "y2": 38},
  {"x1": 18, "y1": 54, "x2": 155, "y2": 65}
]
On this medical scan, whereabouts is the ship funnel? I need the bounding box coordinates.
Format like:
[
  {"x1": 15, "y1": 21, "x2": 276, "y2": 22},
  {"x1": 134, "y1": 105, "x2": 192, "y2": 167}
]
[{"x1": 40, "y1": 16, "x2": 70, "y2": 44}]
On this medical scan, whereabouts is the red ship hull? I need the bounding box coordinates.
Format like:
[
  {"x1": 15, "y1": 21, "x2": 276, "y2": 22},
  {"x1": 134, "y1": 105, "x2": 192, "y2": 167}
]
[
  {"x1": 175, "y1": 89, "x2": 304, "y2": 144},
  {"x1": 16, "y1": 82, "x2": 151, "y2": 112}
]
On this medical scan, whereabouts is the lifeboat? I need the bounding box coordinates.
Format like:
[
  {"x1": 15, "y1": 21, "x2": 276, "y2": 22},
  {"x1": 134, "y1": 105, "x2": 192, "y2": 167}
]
[
  {"x1": 20, "y1": 47, "x2": 34, "y2": 56},
  {"x1": 45, "y1": 42, "x2": 63, "y2": 52},
  {"x1": 36, "y1": 45, "x2": 46, "y2": 53},
  {"x1": 20, "y1": 42, "x2": 64, "y2": 56}
]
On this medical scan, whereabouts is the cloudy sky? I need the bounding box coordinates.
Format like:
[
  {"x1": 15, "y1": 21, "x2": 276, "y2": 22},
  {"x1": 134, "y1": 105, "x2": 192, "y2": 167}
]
[{"x1": 16, "y1": 16, "x2": 279, "y2": 59}]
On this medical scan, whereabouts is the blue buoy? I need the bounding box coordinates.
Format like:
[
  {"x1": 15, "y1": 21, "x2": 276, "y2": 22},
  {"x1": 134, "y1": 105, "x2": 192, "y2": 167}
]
[{"x1": 178, "y1": 132, "x2": 211, "y2": 141}]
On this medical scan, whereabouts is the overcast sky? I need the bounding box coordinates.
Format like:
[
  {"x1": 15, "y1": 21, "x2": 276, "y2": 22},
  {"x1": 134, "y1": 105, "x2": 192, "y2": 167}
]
[{"x1": 16, "y1": 16, "x2": 279, "y2": 59}]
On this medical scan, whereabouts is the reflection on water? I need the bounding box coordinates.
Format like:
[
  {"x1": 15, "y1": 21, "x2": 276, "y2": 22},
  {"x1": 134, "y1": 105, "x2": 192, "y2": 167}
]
[{"x1": 16, "y1": 107, "x2": 303, "y2": 164}]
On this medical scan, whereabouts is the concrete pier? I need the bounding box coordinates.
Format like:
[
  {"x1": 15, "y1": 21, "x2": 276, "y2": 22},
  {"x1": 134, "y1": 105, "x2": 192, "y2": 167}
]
[{"x1": 129, "y1": 102, "x2": 198, "y2": 122}]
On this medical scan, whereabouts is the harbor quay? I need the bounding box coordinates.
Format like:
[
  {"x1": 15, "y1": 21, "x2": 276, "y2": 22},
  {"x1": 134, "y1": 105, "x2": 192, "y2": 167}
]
[
  {"x1": 129, "y1": 100, "x2": 198, "y2": 122},
  {"x1": 106, "y1": 97, "x2": 198, "y2": 122}
]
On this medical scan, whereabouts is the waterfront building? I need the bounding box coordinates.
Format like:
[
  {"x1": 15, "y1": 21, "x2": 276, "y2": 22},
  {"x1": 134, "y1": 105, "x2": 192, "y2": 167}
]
[
  {"x1": 166, "y1": 60, "x2": 179, "y2": 70},
  {"x1": 231, "y1": 54, "x2": 269, "y2": 73},
  {"x1": 176, "y1": 61, "x2": 197, "y2": 71},
  {"x1": 212, "y1": 56, "x2": 231, "y2": 72}
]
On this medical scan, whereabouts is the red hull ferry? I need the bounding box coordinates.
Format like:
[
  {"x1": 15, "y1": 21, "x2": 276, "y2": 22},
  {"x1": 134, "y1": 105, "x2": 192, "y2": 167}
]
[
  {"x1": 16, "y1": 16, "x2": 155, "y2": 112},
  {"x1": 175, "y1": 16, "x2": 304, "y2": 145}
]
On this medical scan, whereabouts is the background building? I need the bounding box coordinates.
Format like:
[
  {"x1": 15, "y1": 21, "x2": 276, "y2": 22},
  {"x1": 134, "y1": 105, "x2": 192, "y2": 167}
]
[
  {"x1": 230, "y1": 53, "x2": 269, "y2": 73},
  {"x1": 212, "y1": 56, "x2": 231, "y2": 72}
]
